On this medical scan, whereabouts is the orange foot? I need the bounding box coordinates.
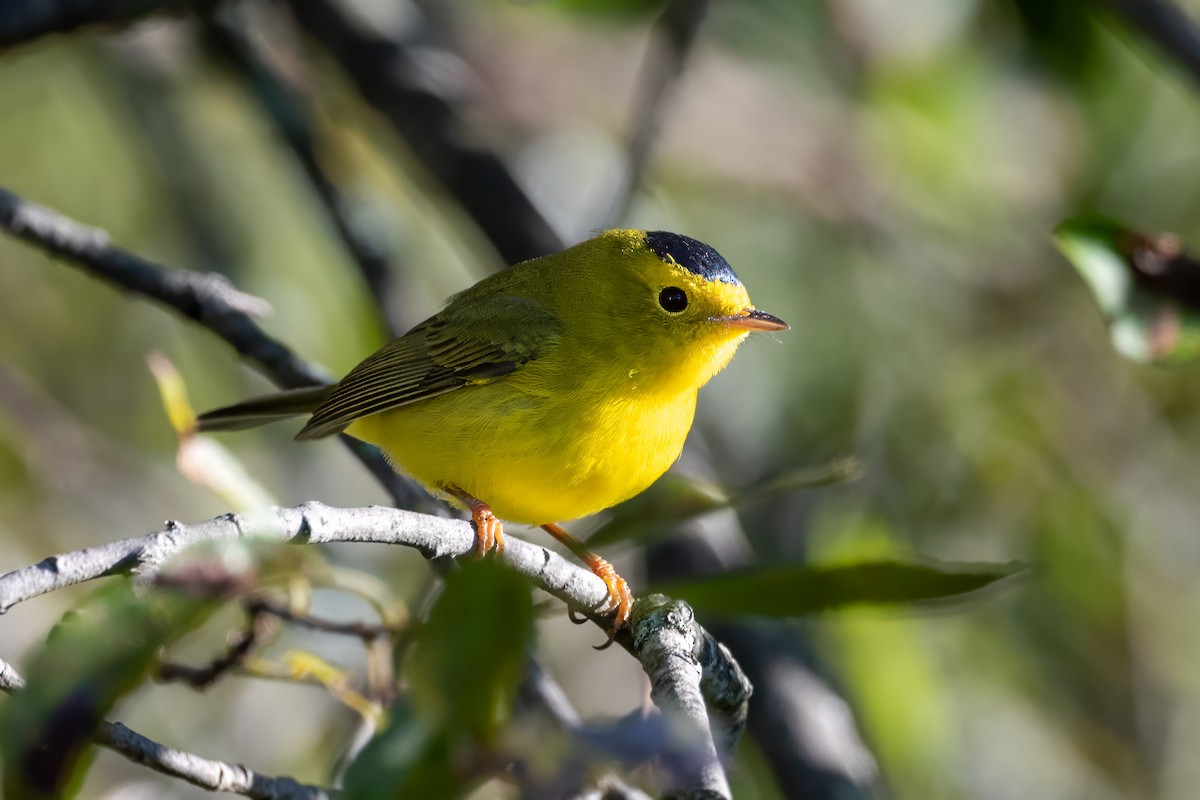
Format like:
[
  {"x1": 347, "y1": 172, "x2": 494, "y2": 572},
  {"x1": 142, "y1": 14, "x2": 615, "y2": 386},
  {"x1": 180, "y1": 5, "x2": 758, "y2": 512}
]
[
  {"x1": 447, "y1": 488, "x2": 505, "y2": 558},
  {"x1": 542, "y1": 522, "x2": 633, "y2": 648},
  {"x1": 468, "y1": 499, "x2": 505, "y2": 557}
]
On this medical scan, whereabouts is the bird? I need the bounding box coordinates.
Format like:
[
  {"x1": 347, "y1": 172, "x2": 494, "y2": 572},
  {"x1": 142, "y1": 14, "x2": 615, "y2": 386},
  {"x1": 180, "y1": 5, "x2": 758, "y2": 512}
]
[{"x1": 198, "y1": 229, "x2": 788, "y2": 640}]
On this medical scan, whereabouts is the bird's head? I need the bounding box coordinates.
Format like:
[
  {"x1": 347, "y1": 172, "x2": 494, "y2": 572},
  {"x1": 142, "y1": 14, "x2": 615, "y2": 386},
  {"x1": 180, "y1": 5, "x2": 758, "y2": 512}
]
[{"x1": 563, "y1": 229, "x2": 788, "y2": 393}]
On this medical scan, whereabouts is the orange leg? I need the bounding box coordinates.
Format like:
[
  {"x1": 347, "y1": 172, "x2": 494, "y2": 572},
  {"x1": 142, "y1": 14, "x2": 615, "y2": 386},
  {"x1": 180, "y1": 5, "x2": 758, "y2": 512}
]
[
  {"x1": 541, "y1": 522, "x2": 633, "y2": 647},
  {"x1": 448, "y1": 489, "x2": 505, "y2": 557}
]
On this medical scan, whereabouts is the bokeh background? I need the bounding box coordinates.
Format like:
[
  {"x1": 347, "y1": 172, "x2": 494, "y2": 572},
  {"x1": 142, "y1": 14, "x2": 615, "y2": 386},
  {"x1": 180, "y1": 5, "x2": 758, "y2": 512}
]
[{"x1": 5, "y1": 0, "x2": 1200, "y2": 797}]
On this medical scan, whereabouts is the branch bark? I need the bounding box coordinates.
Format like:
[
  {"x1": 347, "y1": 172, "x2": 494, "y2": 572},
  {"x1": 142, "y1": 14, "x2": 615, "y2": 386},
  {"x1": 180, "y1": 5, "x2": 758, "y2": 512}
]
[
  {"x1": 0, "y1": 504, "x2": 750, "y2": 797},
  {"x1": 0, "y1": 184, "x2": 438, "y2": 513},
  {"x1": 0, "y1": 502, "x2": 601, "y2": 636},
  {"x1": 0, "y1": 657, "x2": 332, "y2": 799},
  {"x1": 631, "y1": 595, "x2": 742, "y2": 800}
]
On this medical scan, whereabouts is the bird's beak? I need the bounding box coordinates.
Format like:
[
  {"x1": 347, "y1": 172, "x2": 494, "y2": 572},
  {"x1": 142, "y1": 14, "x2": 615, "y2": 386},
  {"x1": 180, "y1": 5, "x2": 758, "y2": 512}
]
[{"x1": 716, "y1": 308, "x2": 790, "y2": 332}]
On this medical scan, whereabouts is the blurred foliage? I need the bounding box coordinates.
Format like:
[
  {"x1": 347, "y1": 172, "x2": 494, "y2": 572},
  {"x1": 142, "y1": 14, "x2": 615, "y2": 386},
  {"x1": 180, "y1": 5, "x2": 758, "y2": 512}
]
[
  {"x1": 654, "y1": 558, "x2": 1022, "y2": 617},
  {"x1": 344, "y1": 559, "x2": 533, "y2": 798},
  {"x1": 0, "y1": 581, "x2": 218, "y2": 799},
  {"x1": 3, "y1": 0, "x2": 1200, "y2": 798},
  {"x1": 589, "y1": 458, "x2": 861, "y2": 547},
  {"x1": 1055, "y1": 215, "x2": 1200, "y2": 363}
]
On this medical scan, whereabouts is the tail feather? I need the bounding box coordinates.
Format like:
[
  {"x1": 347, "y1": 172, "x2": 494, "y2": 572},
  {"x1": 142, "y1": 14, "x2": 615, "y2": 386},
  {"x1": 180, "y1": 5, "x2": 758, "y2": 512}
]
[{"x1": 196, "y1": 386, "x2": 334, "y2": 433}]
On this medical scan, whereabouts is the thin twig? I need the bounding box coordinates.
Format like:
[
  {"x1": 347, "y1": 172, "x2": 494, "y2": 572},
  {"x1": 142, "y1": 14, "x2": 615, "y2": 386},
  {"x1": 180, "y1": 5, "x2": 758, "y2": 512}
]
[
  {"x1": 0, "y1": 184, "x2": 439, "y2": 514},
  {"x1": 157, "y1": 606, "x2": 274, "y2": 690},
  {"x1": 0, "y1": 656, "x2": 332, "y2": 799},
  {"x1": 247, "y1": 595, "x2": 402, "y2": 641}
]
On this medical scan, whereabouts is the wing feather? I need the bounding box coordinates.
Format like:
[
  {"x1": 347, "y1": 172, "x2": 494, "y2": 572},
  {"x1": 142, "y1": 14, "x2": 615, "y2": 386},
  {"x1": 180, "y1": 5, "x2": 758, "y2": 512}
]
[{"x1": 296, "y1": 294, "x2": 560, "y2": 440}]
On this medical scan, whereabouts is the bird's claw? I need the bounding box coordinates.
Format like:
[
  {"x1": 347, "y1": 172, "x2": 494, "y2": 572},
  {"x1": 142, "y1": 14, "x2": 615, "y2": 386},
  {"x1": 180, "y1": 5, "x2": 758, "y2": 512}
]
[
  {"x1": 469, "y1": 502, "x2": 505, "y2": 558},
  {"x1": 586, "y1": 554, "x2": 633, "y2": 650}
]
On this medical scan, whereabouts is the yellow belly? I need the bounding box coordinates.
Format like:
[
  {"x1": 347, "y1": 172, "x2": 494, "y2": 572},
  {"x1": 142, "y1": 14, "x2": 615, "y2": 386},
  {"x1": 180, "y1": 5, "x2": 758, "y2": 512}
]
[{"x1": 344, "y1": 380, "x2": 696, "y2": 524}]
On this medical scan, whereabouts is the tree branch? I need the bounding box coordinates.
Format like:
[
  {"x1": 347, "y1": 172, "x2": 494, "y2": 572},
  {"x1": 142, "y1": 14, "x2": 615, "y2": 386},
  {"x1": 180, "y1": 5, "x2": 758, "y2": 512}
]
[
  {"x1": 0, "y1": 656, "x2": 332, "y2": 799},
  {"x1": 0, "y1": 503, "x2": 751, "y2": 741},
  {"x1": 0, "y1": 184, "x2": 438, "y2": 513},
  {"x1": 631, "y1": 596, "x2": 740, "y2": 799},
  {"x1": 0, "y1": 501, "x2": 609, "y2": 625},
  {"x1": 650, "y1": 445, "x2": 877, "y2": 798},
  {"x1": 0, "y1": 186, "x2": 319, "y2": 387}
]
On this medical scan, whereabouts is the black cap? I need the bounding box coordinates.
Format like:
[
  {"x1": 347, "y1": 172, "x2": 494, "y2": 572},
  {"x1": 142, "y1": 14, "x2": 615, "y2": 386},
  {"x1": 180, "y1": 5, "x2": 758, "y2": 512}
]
[{"x1": 645, "y1": 231, "x2": 741, "y2": 286}]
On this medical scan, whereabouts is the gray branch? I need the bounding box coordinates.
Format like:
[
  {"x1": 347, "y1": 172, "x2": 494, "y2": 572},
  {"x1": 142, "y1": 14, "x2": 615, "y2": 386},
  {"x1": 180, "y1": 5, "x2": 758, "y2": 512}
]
[
  {"x1": 0, "y1": 656, "x2": 332, "y2": 799},
  {"x1": 0, "y1": 504, "x2": 750, "y2": 785},
  {"x1": 631, "y1": 595, "x2": 746, "y2": 800},
  {"x1": 0, "y1": 502, "x2": 605, "y2": 617},
  {"x1": 0, "y1": 184, "x2": 438, "y2": 513},
  {"x1": 0, "y1": 185, "x2": 321, "y2": 387}
]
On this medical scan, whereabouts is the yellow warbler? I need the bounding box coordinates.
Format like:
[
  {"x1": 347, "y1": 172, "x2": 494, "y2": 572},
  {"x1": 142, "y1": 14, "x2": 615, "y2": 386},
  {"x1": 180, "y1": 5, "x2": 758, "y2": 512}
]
[{"x1": 199, "y1": 230, "x2": 787, "y2": 636}]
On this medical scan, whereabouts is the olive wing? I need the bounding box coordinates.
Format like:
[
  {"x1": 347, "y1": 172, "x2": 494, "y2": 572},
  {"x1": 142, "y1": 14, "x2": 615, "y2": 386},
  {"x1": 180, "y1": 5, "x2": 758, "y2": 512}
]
[{"x1": 296, "y1": 294, "x2": 560, "y2": 440}]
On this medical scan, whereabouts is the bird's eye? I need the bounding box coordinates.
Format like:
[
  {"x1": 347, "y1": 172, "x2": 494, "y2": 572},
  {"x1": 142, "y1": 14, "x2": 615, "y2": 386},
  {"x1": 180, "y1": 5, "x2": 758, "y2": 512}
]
[{"x1": 659, "y1": 286, "x2": 688, "y2": 313}]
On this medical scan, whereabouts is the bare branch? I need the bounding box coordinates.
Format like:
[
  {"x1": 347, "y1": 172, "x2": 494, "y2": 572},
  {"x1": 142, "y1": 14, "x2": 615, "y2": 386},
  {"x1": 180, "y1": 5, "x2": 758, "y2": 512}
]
[
  {"x1": 96, "y1": 721, "x2": 332, "y2": 799},
  {"x1": 0, "y1": 185, "x2": 320, "y2": 387},
  {"x1": 246, "y1": 595, "x2": 401, "y2": 641},
  {"x1": 0, "y1": 657, "x2": 332, "y2": 799},
  {"x1": 0, "y1": 184, "x2": 438, "y2": 513},
  {"x1": 631, "y1": 595, "x2": 739, "y2": 799},
  {"x1": 286, "y1": 0, "x2": 565, "y2": 264},
  {"x1": 157, "y1": 607, "x2": 273, "y2": 690},
  {"x1": 651, "y1": 444, "x2": 877, "y2": 797},
  {"x1": 0, "y1": 656, "x2": 25, "y2": 692},
  {"x1": 0, "y1": 501, "x2": 609, "y2": 621},
  {"x1": 0, "y1": 503, "x2": 752, "y2": 753}
]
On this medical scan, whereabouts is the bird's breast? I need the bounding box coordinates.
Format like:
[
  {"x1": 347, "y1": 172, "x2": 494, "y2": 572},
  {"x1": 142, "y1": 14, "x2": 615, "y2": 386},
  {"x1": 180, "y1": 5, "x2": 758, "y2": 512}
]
[{"x1": 347, "y1": 379, "x2": 697, "y2": 525}]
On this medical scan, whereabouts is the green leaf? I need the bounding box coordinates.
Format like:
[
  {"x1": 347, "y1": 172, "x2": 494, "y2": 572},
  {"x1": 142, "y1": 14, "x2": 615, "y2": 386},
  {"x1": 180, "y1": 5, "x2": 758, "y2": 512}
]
[
  {"x1": 587, "y1": 458, "x2": 861, "y2": 548},
  {"x1": 341, "y1": 702, "x2": 463, "y2": 800},
  {"x1": 407, "y1": 559, "x2": 534, "y2": 742},
  {"x1": 0, "y1": 582, "x2": 216, "y2": 799},
  {"x1": 1054, "y1": 215, "x2": 1200, "y2": 364},
  {"x1": 653, "y1": 559, "x2": 1024, "y2": 618}
]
